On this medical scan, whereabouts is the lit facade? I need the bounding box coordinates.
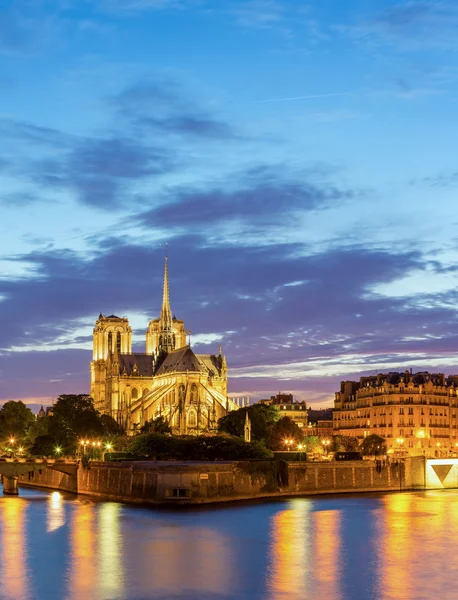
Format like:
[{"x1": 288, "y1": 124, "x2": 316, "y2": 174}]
[
  {"x1": 333, "y1": 371, "x2": 458, "y2": 457},
  {"x1": 90, "y1": 257, "x2": 238, "y2": 434},
  {"x1": 259, "y1": 393, "x2": 308, "y2": 429}
]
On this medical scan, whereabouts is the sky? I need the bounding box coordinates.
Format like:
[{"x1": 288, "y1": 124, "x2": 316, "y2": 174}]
[{"x1": 2, "y1": 0, "x2": 458, "y2": 410}]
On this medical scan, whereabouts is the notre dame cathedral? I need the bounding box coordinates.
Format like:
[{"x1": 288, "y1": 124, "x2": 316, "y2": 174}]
[{"x1": 90, "y1": 256, "x2": 237, "y2": 434}]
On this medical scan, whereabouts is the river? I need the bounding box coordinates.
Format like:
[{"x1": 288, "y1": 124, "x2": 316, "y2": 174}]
[{"x1": 0, "y1": 486, "x2": 456, "y2": 600}]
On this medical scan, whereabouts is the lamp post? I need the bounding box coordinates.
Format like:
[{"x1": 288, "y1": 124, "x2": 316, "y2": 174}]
[
  {"x1": 321, "y1": 439, "x2": 331, "y2": 456},
  {"x1": 283, "y1": 439, "x2": 294, "y2": 452}
]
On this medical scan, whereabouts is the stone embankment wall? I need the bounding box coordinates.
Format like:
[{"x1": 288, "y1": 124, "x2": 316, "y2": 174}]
[
  {"x1": 19, "y1": 457, "x2": 426, "y2": 505},
  {"x1": 22, "y1": 466, "x2": 77, "y2": 493}
]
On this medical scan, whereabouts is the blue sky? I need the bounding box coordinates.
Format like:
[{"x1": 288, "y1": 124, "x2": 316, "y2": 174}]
[{"x1": 2, "y1": 0, "x2": 458, "y2": 409}]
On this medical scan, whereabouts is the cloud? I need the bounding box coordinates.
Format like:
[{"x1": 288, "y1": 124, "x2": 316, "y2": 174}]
[
  {"x1": 230, "y1": 0, "x2": 285, "y2": 29},
  {"x1": 338, "y1": 1, "x2": 458, "y2": 52},
  {"x1": 108, "y1": 78, "x2": 238, "y2": 140},
  {"x1": 135, "y1": 167, "x2": 354, "y2": 230},
  {"x1": 34, "y1": 136, "x2": 175, "y2": 209},
  {"x1": 419, "y1": 171, "x2": 458, "y2": 188}
]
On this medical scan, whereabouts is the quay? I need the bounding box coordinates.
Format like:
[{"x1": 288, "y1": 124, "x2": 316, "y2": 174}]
[{"x1": 10, "y1": 456, "x2": 456, "y2": 504}]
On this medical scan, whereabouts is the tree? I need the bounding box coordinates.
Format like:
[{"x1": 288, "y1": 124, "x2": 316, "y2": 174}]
[
  {"x1": 217, "y1": 404, "x2": 280, "y2": 443},
  {"x1": 48, "y1": 394, "x2": 103, "y2": 447},
  {"x1": 30, "y1": 434, "x2": 57, "y2": 457},
  {"x1": 334, "y1": 435, "x2": 359, "y2": 452},
  {"x1": 100, "y1": 414, "x2": 125, "y2": 436},
  {"x1": 0, "y1": 401, "x2": 35, "y2": 439},
  {"x1": 267, "y1": 416, "x2": 304, "y2": 451},
  {"x1": 360, "y1": 434, "x2": 387, "y2": 457},
  {"x1": 140, "y1": 415, "x2": 172, "y2": 435}
]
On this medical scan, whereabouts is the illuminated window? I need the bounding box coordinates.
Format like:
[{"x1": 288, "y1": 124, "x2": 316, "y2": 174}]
[{"x1": 188, "y1": 411, "x2": 197, "y2": 427}]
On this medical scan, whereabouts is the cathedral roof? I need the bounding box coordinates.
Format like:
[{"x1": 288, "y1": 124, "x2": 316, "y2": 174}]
[
  {"x1": 155, "y1": 346, "x2": 204, "y2": 375},
  {"x1": 197, "y1": 354, "x2": 223, "y2": 377},
  {"x1": 119, "y1": 353, "x2": 154, "y2": 376}
]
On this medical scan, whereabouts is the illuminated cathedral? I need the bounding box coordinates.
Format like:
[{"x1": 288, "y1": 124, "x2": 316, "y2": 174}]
[{"x1": 90, "y1": 256, "x2": 237, "y2": 434}]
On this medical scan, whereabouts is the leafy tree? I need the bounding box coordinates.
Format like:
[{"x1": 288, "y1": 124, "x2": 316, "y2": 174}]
[
  {"x1": 334, "y1": 435, "x2": 359, "y2": 452},
  {"x1": 302, "y1": 436, "x2": 323, "y2": 454},
  {"x1": 100, "y1": 414, "x2": 125, "y2": 436},
  {"x1": 129, "y1": 433, "x2": 274, "y2": 460},
  {"x1": 140, "y1": 415, "x2": 172, "y2": 435},
  {"x1": 267, "y1": 417, "x2": 304, "y2": 450},
  {"x1": 48, "y1": 394, "x2": 103, "y2": 447},
  {"x1": 360, "y1": 434, "x2": 387, "y2": 457},
  {"x1": 0, "y1": 400, "x2": 35, "y2": 439},
  {"x1": 30, "y1": 434, "x2": 57, "y2": 457},
  {"x1": 25, "y1": 415, "x2": 50, "y2": 446},
  {"x1": 217, "y1": 404, "x2": 280, "y2": 443}
]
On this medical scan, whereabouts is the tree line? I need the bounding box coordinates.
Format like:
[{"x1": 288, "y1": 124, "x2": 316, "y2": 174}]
[{"x1": 0, "y1": 396, "x2": 386, "y2": 460}]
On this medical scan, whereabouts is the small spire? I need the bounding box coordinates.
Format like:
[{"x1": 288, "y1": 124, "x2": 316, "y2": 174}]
[
  {"x1": 160, "y1": 251, "x2": 172, "y2": 327},
  {"x1": 158, "y1": 248, "x2": 175, "y2": 354}
]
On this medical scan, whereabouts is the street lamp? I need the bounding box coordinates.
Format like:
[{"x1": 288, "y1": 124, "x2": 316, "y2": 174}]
[
  {"x1": 322, "y1": 439, "x2": 331, "y2": 455},
  {"x1": 283, "y1": 439, "x2": 294, "y2": 452}
]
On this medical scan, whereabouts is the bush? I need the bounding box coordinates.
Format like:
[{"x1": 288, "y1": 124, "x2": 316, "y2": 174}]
[{"x1": 128, "y1": 434, "x2": 274, "y2": 461}]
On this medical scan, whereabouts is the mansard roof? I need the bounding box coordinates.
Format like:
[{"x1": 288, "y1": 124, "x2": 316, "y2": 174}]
[
  {"x1": 119, "y1": 353, "x2": 154, "y2": 376},
  {"x1": 155, "y1": 346, "x2": 204, "y2": 375}
]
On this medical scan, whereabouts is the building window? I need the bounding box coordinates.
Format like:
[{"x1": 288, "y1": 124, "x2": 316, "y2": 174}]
[
  {"x1": 131, "y1": 388, "x2": 138, "y2": 401},
  {"x1": 190, "y1": 384, "x2": 198, "y2": 404},
  {"x1": 188, "y1": 410, "x2": 197, "y2": 427},
  {"x1": 116, "y1": 332, "x2": 121, "y2": 354}
]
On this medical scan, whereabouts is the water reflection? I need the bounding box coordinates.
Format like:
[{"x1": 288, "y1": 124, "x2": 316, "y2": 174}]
[
  {"x1": 98, "y1": 503, "x2": 124, "y2": 599},
  {"x1": 68, "y1": 503, "x2": 97, "y2": 600},
  {"x1": 0, "y1": 498, "x2": 30, "y2": 600},
  {"x1": 0, "y1": 488, "x2": 458, "y2": 599},
  {"x1": 47, "y1": 491, "x2": 65, "y2": 532},
  {"x1": 267, "y1": 500, "x2": 311, "y2": 600}
]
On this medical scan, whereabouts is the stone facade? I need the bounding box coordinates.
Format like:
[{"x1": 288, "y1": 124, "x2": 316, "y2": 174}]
[
  {"x1": 90, "y1": 257, "x2": 237, "y2": 434},
  {"x1": 334, "y1": 370, "x2": 458, "y2": 457}
]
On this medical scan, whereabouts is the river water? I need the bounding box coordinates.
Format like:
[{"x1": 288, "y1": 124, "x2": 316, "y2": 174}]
[{"x1": 0, "y1": 486, "x2": 456, "y2": 600}]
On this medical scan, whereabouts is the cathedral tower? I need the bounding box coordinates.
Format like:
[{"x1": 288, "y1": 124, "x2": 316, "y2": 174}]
[
  {"x1": 146, "y1": 255, "x2": 186, "y2": 356},
  {"x1": 90, "y1": 314, "x2": 132, "y2": 412}
]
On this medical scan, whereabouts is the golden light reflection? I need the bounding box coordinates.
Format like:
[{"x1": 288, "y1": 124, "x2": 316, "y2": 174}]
[
  {"x1": 68, "y1": 503, "x2": 97, "y2": 600},
  {"x1": 47, "y1": 491, "x2": 65, "y2": 532},
  {"x1": 378, "y1": 493, "x2": 414, "y2": 600},
  {"x1": 139, "y1": 524, "x2": 232, "y2": 595},
  {"x1": 266, "y1": 500, "x2": 311, "y2": 600},
  {"x1": 0, "y1": 499, "x2": 30, "y2": 600},
  {"x1": 312, "y1": 509, "x2": 341, "y2": 600},
  {"x1": 98, "y1": 503, "x2": 124, "y2": 599}
]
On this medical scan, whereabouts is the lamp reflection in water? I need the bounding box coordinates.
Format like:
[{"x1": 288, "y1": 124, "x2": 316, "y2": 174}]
[
  {"x1": 47, "y1": 491, "x2": 65, "y2": 532},
  {"x1": 312, "y1": 509, "x2": 342, "y2": 600},
  {"x1": 266, "y1": 500, "x2": 312, "y2": 600},
  {"x1": 68, "y1": 503, "x2": 97, "y2": 600},
  {"x1": 98, "y1": 503, "x2": 124, "y2": 599},
  {"x1": 0, "y1": 499, "x2": 30, "y2": 600}
]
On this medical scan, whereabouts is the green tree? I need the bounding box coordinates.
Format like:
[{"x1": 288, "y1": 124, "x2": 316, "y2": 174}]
[
  {"x1": 48, "y1": 394, "x2": 103, "y2": 447},
  {"x1": 140, "y1": 415, "x2": 172, "y2": 435},
  {"x1": 360, "y1": 434, "x2": 387, "y2": 457},
  {"x1": 334, "y1": 435, "x2": 359, "y2": 452},
  {"x1": 100, "y1": 414, "x2": 125, "y2": 436},
  {"x1": 217, "y1": 404, "x2": 280, "y2": 442},
  {"x1": 0, "y1": 400, "x2": 35, "y2": 439},
  {"x1": 267, "y1": 416, "x2": 304, "y2": 451},
  {"x1": 30, "y1": 434, "x2": 57, "y2": 457},
  {"x1": 25, "y1": 415, "x2": 50, "y2": 446}
]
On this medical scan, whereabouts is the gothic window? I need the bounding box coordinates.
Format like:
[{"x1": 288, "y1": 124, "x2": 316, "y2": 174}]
[
  {"x1": 108, "y1": 332, "x2": 112, "y2": 353},
  {"x1": 131, "y1": 388, "x2": 138, "y2": 401},
  {"x1": 143, "y1": 388, "x2": 149, "y2": 396},
  {"x1": 188, "y1": 410, "x2": 197, "y2": 427},
  {"x1": 190, "y1": 384, "x2": 198, "y2": 404},
  {"x1": 116, "y1": 332, "x2": 121, "y2": 354}
]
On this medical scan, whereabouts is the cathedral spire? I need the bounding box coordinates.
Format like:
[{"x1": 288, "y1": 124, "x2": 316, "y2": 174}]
[
  {"x1": 158, "y1": 249, "x2": 175, "y2": 354},
  {"x1": 160, "y1": 251, "x2": 172, "y2": 327}
]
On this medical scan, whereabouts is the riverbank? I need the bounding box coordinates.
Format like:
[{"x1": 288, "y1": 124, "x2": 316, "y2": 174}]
[{"x1": 18, "y1": 457, "x2": 427, "y2": 505}]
